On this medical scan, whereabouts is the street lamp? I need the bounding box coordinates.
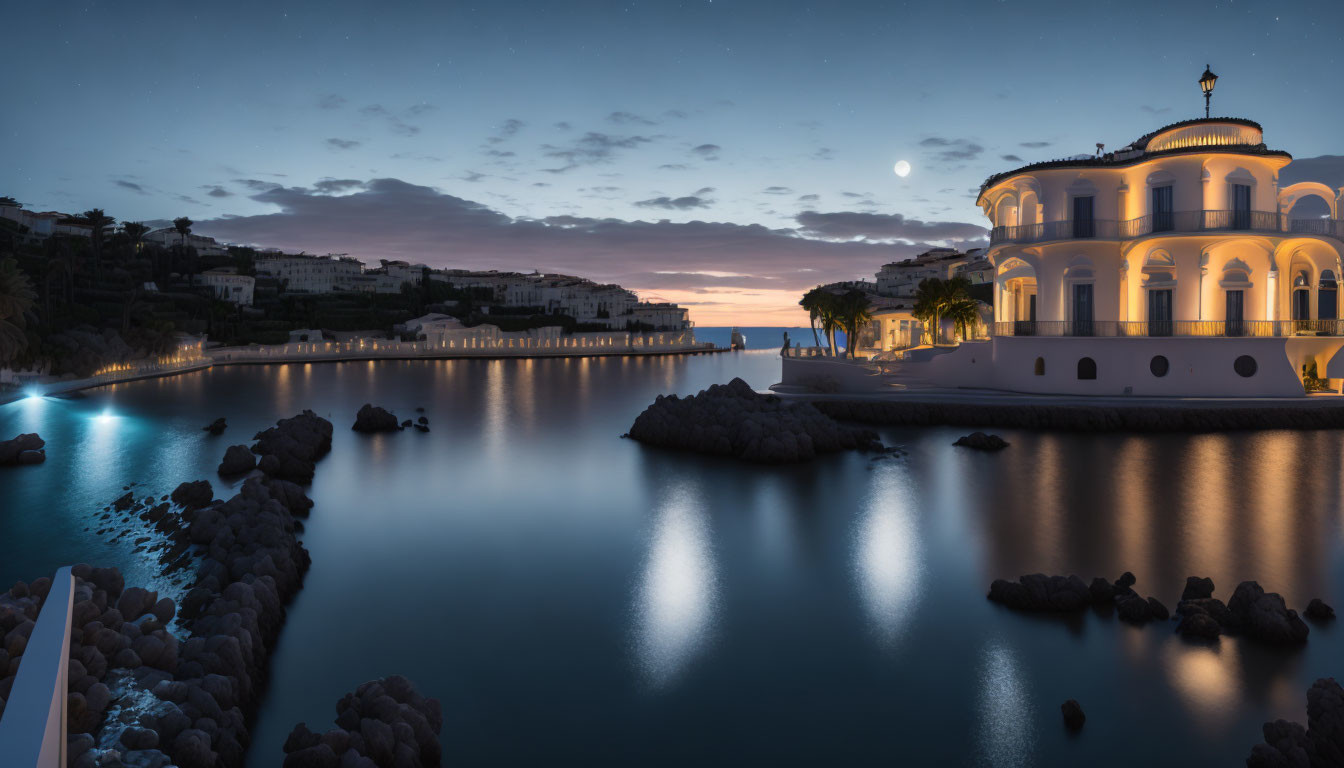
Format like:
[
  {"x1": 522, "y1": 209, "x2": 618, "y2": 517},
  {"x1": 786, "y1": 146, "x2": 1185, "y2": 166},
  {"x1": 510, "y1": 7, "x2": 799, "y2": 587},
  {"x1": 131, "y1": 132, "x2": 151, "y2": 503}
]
[{"x1": 1199, "y1": 65, "x2": 1218, "y2": 118}]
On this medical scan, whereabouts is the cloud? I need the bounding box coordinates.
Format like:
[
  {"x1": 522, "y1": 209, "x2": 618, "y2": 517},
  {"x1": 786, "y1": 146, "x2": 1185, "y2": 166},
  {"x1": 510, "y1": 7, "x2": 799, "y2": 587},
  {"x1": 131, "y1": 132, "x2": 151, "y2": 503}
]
[
  {"x1": 234, "y1": 179, "x2": 281, "y2": 192},
  {"x1": 794, "y1": 210, "x2": 987, "y2": 244},
  {"x1": 691, "y1": 143, "x2": 721, "y2": 160},
  {"x1": 919, "y1": 137, "x2": 984, "y2": 163},
  {"x1": 1141, "y1": 105, "x2": 1172, "y2": 115},
  {"x1": 192, "y1": 177, "x2": 944, "y2": 302},
  {"x1": 311, "y1": 179, "x2": 364, "y2": 194},
  {"x1": 541, "y1": 132, "x2": 655, "y2": 172},
  {"x1": 115, "y1": 180, "x2": 147, "y2": 194},
  {"x1": 797, "y1": 194, "x2": 820, "y2": 202},
  {"x1": 406, "y1": 103, "x2": 436, "y2": 116},
  {"x1": 1019, "y1": 141, "x2": 1051, "y2": 148},
  {"x1": 608, "y1": 111, "x2": 656, "y2": 126},
  {"x1": 634, "y1": 194, "x2": 713, "y2": 210},
  {"x1": 762, "y1": 186, "x2": 793, "y2": 195},
  {"x1": 359, "y1": 104, "x2": 421, "y2": 136},
  {"x1": 202, "y1": 185, "x2": 233, "y2": 198},
  {"x1": 658, "y1": 163, "x2": 690, "y2": 171},
  {"x1": 318, "y1": 93, "x2": 346, "y2": 110},
  {"x1": 460, "y1": 171, "x2": 487, "y2": 182},
  {"x1": 694, "y1": 187, "x2": 715, "y2": 196},
  {"x1": 1000, "y1": 154, "x2": 1023, "y2": 162},
  {"x1": 488, "y1": 118, "x2": 525, "y2": 144},
  {"x1": 662, "y1": 110, "x2": 688, "y2": 120},
  {"x1": 553, "y1": 121, "x2": 572, "y2": 131},
  {"x1": 326, "y1": 138, "x2": 361, "y2": 150},
  {"x1": 813, "y1": 147, "x2": 834, "y2": 161}
]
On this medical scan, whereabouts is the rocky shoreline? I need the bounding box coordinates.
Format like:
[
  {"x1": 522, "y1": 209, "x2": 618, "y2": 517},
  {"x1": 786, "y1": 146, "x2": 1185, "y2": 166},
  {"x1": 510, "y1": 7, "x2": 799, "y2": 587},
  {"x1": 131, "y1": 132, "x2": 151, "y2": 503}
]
[
  {"x1": 0, "y1": 408, "x2": 447, "y2": 767},
  {"x1": 282, "y1": 675, "x2": 443, "y2": 768},
  {"x1": 627, "y1": 377, "x2": 884, "y2": 463},
  {"x1": 813, "y1": 399, "x2": 1344, "y2": 432},
  {"x1": 0, "y1": 432, "x2": 46, "y2": 465}
]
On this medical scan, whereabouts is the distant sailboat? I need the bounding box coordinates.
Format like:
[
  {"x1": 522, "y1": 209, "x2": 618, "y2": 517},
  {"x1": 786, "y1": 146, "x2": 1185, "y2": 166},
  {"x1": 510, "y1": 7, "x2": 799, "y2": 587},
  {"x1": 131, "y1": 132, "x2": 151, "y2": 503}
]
[{"x1": 730, "y1": 328, "x2": 747, "y2": 350}]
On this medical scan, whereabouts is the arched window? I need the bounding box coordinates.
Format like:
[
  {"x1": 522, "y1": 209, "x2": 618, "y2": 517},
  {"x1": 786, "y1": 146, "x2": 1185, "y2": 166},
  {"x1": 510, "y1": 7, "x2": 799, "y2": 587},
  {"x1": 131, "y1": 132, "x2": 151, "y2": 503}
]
[
  {"x1": 1034, "y1": 357, "x2": 1045, "y2": 376},
  {"x1": 1077, "y1": 357, "x2": 1097, "y2": 380},
  {"x1": 1321, "y1": 270, "x2": 1338, "y2": 321}
]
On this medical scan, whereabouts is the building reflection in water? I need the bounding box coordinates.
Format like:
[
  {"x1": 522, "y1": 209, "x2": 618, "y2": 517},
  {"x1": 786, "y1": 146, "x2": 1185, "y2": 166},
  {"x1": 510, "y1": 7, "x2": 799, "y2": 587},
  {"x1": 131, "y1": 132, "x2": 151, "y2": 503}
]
[
  {"x1": 975, "y1": 639, "x2": 1034, "y2": 768},
  {"x1": 854, "y1": 467, "x2": 922, "y2": 646},
  {"x1": 634, "y1": 481, "x2": 717, "y2": 689}
]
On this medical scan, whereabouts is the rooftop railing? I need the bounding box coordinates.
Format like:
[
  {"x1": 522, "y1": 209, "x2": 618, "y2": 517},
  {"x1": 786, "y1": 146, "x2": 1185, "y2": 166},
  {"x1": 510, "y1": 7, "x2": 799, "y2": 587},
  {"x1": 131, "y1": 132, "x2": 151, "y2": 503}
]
[
  {"x1": 993, "y1": 319, "x2": 1344, "y2": 338},
  {"x1": 989, "y1": 211, "x2": 1343, "y2": 246}
]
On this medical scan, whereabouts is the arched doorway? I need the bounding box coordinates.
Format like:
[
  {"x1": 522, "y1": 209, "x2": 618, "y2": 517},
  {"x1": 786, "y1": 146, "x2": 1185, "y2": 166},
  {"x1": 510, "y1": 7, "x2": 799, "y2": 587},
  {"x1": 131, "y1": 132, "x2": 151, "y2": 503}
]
[{"x1": 997, "y1": 257, "x2": 1038, "y2": 334}]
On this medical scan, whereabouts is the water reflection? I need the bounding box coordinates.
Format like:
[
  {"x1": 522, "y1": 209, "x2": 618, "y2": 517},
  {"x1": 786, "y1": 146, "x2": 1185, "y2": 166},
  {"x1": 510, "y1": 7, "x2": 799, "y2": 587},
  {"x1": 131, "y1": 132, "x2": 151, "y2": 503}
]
[
  {"x1": 854, "y1": 467, "x2": 921, "y2": 646},
  {"x1": 976, "y1": 639, "x2": 1034, "y2": 768},
  {"x1": 634, "y1": 482, "x2": 717, "y2": 688},
  {"x1": 1162, "y1": 641, "x2": 1241, "y2": 732}
]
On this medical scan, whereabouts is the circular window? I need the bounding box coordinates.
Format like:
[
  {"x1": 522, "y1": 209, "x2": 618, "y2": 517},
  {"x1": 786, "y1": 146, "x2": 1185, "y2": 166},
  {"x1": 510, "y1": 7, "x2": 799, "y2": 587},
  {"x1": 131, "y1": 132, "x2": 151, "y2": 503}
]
[
  {"x1": 1234, "y1": 355, "x2": 1257, "y2": 377},
  {"x1": 1150, "y1": 355, "x2": 1169, "y2": 377}
]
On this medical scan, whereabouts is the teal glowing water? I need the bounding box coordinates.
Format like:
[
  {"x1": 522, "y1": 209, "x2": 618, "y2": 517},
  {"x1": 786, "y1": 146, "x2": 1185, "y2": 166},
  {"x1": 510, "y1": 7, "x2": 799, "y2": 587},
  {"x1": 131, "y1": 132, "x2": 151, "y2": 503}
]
[{"x1": 1, "y1": 344, "x2": 1341, "y2": 765}]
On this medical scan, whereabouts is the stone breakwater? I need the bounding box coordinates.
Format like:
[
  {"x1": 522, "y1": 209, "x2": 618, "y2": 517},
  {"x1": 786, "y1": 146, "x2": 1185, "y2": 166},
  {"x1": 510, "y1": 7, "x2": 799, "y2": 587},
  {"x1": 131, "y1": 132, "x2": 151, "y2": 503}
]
[
  {"x1": 627, "y1": 377, "x2": 883, "y2": 463},
  {"x1": 1246, "y1": 678, "x2": 1344, "y2": 767},
  {"x1": 1, "y1": 410, "x2": 334, "y2": 768},
  {"x1": 813, "y1": 399, "x2": 1344, "y2": 433},
  {"x1": 282, "y1": 675, "x2": 443, "y2": 768}
]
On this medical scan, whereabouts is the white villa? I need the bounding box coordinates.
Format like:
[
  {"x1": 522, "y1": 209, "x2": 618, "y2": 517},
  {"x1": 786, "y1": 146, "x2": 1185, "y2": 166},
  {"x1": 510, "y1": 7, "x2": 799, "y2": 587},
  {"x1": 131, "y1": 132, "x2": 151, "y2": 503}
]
[{"x1": 783, "y1": 91, "x2": 1344, "y2": 397}]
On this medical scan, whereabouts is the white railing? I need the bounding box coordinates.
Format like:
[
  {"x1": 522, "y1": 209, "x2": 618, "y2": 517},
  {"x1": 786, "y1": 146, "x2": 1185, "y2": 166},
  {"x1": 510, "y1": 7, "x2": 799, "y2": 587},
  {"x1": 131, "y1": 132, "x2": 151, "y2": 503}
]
[
  {"x1": 210, "y1": 330, "x2": 707, "y2": 363},
  {"x1": 0, "y1": 566, "x2": 74, "y2": 767}
]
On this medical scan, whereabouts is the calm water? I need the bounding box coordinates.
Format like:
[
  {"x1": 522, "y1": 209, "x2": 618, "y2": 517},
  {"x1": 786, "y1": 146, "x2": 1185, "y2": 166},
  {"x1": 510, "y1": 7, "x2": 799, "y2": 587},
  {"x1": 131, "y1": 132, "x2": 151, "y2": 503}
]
[{"x1": 2, "y1": 337, "x2": 1342, "y2": 766}]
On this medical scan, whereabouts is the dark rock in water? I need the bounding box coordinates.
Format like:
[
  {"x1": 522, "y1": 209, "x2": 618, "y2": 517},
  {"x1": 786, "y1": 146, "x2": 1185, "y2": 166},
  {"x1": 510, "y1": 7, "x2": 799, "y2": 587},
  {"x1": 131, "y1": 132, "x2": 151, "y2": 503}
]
[
  {"x1": 1146, "y1": 597, "x2": 1170, "y2": 621},
  {"x1": 352, "y1": 404, "x2": 399, "y2": 433},
  {"x1": 400, "y1": 419, "x2": 412, "y2": 429},
  {"x1": 1088, "y1": 577, "x2": 1115, "y2": 604},
  {"x1": 1245, "y1": 678, "x2": 1344, "y2": 767},
  {"x1": 1228, "y1": 581, "x2": 1309, "y2": 645},
  {"x1": 1176, "y1": 611, "x2": 1222, "y2": 641},
  {"x1": 171, "y1": 480, "x2": 214, "y2": 510},
  {"x1": 114, "y1": 492, "x2": 136, "y2": 511},
  {"x1": 952, "y1": 432, "x2": 1009, "y2": 451},
  {"x1": 626, "y1": 377, "x2": 882, "y2": 464},
  {"x1": 1115, "y1": 593, "x2": 1154, "y2": 623},
  {"x1": 1181, "y1": 576, "x2": 1215, "y2": 602},
  {"x1": 282, "y1": 675, "x2": 442, "y2": 768},
  {"x1": 1177, "y1": 597, "x2": 1234, "y2": 629},
  {"x1": 1304, "y1": 599, "x2": 1335, "y2": 622},
  {"x1": 0, "y1": 432, "x2": 45, "y2": 466},
  {"x1": 16, "y1": 449, "x2": 45, "y2": 465},
  {"x1": 988, "y1": 574, "x2": 1092, "y2": 612},
  {"x1": 217, "y1": 445, "x2": 256, "y2": 476},
  {"x1": 417, "y1": 416, "x2": 428, "y2": 425},
  {"x1": 203, "y1": 418, "x2": 227, "y2": 436},
  {"x1": 414, "y1": 406, "x2": 425, "y2": 413},
  {"x1": 1114, "y1": 571, "x2": 1137, "y2": 592},
  {"x1": 1061, "y1": 699, "x2": 1085, "y2": 731},
  {"x1": 252, "y1": 410, "x2": 334, "y2": 483},
  {"x1": 414, "y1": 424, "x2": 429, "y2": 433}
]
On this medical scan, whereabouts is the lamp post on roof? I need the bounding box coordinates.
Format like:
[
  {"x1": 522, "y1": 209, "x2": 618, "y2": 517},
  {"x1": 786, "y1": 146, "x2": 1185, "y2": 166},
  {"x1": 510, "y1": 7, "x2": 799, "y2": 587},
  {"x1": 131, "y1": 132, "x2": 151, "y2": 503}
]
[{"x1": 1199, "y1": 65, "x2": 1218, "y2": 118}]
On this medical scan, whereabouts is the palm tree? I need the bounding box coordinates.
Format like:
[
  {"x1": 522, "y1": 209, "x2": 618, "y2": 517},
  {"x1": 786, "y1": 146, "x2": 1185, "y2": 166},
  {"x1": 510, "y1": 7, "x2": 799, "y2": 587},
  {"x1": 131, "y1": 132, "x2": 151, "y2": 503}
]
[
  {"x1": 83, "y1": 209, "x2": 115, "y2": 284},
  {"x1": 798, "y1": 287, "x2": 827, "y2": 348},
  {"x1": 944, "y1": 297, "x2": 982, "y2": 341},
  {"x1": 836, "y1": 290, "x2": 874, "y2": 358},
  {"x1": 912, "y1": 276, "x2": 973, "y2": 345},
  {"x1": 814, "y1": 291, "x2": 843, "y2": 357},
  {"x1": 0, "y1": 258, "x2": 36, "y2": 364},
  {"x1": 122, "y1": 222, "x2": 149, "y2": 261},
  {"x1": 172, "y1": 217, "x2": 193, "y2": 250}
]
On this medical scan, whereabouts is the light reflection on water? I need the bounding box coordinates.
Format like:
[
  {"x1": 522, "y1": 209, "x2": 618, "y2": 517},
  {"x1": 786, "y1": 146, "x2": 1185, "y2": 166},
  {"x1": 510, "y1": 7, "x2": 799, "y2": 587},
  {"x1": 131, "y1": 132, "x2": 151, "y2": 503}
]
[
  {"x1": 977, "y1": 639, "x2": 1034, "y2": 768},
  {"x1": 634, "y1": 481, "x2": 717, "y2": 688},
  {"x1": 854, "y1": 467, "x2": 921, "y2": 646}
]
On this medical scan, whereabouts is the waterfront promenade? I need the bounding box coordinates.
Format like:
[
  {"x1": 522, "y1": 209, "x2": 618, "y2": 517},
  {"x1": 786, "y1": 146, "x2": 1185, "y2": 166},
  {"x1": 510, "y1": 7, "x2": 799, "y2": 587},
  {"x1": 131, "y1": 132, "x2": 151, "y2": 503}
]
[{"x1": 0, "y1": 329, "x2": 721, "y2": 404}]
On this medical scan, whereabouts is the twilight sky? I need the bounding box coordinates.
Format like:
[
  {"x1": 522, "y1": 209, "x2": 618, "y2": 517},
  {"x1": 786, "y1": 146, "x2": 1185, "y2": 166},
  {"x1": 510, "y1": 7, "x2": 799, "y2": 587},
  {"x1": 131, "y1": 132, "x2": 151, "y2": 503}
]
[{"x1": 4, "y1": 0, "x2": 1343, "y2": 325}]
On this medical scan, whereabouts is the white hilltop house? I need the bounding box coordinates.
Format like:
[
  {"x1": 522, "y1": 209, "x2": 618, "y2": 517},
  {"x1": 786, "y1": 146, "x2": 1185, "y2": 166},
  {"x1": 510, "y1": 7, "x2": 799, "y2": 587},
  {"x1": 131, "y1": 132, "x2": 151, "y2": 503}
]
[{"x1": 782, "y1": 72, "x2": 1344, "y2": 397}]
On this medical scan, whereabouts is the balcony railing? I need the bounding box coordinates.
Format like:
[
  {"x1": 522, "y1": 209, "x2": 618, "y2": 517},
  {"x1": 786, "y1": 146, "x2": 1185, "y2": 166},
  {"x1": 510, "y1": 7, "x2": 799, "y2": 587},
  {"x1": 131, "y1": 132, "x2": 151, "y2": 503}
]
[
  {"x1": 989, "y1": 211, "x2": 1344, "y2": 246},
  {"x1": 993, "y1": 319, "x2": 1344, "y2": 338}
]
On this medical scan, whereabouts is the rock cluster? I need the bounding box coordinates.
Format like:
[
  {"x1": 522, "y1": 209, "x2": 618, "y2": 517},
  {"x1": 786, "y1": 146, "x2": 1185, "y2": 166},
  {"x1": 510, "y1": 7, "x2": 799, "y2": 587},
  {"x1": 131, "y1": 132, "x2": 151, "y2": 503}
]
[
  {"x1": 627, "y1": 377, "x2": 883, "y2": 463},
  {"x1": 171, "y1": 481, "x2": 215, "y2": 511},
  {"x1": 953, "y1": 432, "x2": 1009, "y2": 451},
  {"x1": 353, "y1": 404, "x2": 400, "y2": 433},
  {"x1": 0, "y1": 565, "x2": 175, "y2": 763},
  {"x1": 282, "y1": 675, "x2": 443, "y2": 767},
  {"x1": 1304, "y1": 598, "x2": 1336, "y2": 622},
  {"x1": 203, "y1": 418, "x2": 227, "y2": 436},
  {"x1": 251, "y1": 410, "x2": 335, "y2": 483},
  {"x1": 1174, "y1": 578, "x2": 1310, "y2": 645},
  {"x1": 987, "y1": 572, "x2": 1169, "y2": 623},
  {"x1": 814, "y1": 399, "x2": 1344, "y2": 433},
  {"x1": 1246, "y1": 677, "x2": 1344, "y2": 767},
  {"x1": 217, "y1": 445, "x2": 256, "y2": 476},
  {"x1": 0, "y1": 432, "x2": 46, "y2": 466}
]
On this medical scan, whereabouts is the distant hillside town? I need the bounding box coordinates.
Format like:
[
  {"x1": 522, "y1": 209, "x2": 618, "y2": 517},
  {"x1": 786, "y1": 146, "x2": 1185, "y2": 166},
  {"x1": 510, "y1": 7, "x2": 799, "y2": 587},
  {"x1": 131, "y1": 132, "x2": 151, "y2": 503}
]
[{"x1": 0, "y1": 197, "x2": 688, "y2": 377}]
